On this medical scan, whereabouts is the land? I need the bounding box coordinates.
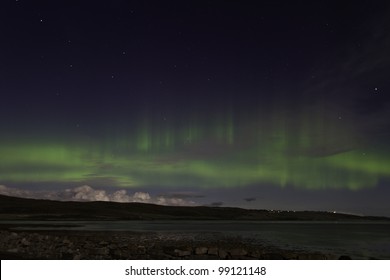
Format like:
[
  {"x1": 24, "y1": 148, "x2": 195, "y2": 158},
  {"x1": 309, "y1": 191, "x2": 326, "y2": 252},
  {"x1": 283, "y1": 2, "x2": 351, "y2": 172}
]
[
  {"x1": 1, "y1": 194, "x2": 388, "y2": 221},
  {"x1": 0, "y1": 194, "x2": 388, "y2": 260},
  {"x1": 0, "y1": 229, "x2": 340, "y2": 260}
]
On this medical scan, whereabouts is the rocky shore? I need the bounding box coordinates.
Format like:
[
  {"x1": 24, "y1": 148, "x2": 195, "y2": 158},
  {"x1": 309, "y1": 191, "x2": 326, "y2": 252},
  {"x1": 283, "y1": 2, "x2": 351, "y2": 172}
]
[{"x1": 0, "y1": 229, "x2": 343, "y2": 260}]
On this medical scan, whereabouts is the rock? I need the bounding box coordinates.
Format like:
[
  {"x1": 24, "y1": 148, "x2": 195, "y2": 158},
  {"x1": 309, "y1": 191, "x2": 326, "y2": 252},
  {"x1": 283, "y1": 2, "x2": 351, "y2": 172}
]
[
  {"x1": 218, "y1": 249, "x2": 228, "y2": 259},
  {"x1": 195, "y1": 247, "x2": 208, "y2": 255},
  {"x1": 208, "y1": 247, "x2": 218, "y2": 255},
  {"x1": 111, "y1": 249, "x2": 123, "y2": 258},
  {"x1": 92, "y1": 247, "x2": 109, "y2": 255},
  {"x1": 0, "y1": 230, "x2": 352, "y2": 261},
  {"x1": 137, "y1": 246, "x2": 146, "y2": 254},
  {"x1": 339, "y1": 255, "x2": 352, "y2": 260},
  {"x1": 193, "y1": 255, "x2": 218, "y2": 260},
  {"x1": 261, "y1": 253, "x2": 286, "y2": 260},
  {"x1": 174, "y1": 249, "x2": 192, "y2": 257},
  {"x1": 229, "y1": 248, "x2": 248, "y2": 256},
  {"x1": 298, "y1": 253, "x2": 327, "y2": 260},
  {"x1": 249, "y1": 250, "x2": 263, "y2": 258},
  {"x1": 21, "y1": 238, "x2": 30, "y2": 246},
  {"x1": 163, "y1": 246, "x2": 177, "y2": 256},
  {"x1": 7, "y1": 248, "x2": 19, "y2": 253},
  {"x1": 61, "y1": 252, "x2": 74, "y2": 259}
]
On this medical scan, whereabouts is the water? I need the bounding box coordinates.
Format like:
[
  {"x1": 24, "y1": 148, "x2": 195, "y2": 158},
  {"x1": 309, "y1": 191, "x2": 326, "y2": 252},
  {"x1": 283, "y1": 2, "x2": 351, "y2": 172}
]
[{"x1": 2, "y1": 220, "x2": 390, "y2": 259}]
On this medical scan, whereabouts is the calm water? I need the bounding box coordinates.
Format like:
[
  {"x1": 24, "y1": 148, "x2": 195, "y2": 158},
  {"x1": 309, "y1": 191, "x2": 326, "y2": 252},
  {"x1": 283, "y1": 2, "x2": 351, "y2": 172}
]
[{"x1": 2, "y1": 220, "x2": 390, "y2": 259}]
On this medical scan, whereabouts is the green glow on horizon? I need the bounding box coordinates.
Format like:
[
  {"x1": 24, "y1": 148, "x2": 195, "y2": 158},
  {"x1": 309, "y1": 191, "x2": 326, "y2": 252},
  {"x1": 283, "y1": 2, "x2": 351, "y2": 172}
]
[{"x1": 1, "y1": 111, "x2": 389, "y2": 190}]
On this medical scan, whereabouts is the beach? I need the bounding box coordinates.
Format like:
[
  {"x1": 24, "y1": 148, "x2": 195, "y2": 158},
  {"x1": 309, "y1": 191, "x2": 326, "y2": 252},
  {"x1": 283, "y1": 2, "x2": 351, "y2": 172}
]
[{"x1": 0, "y1": 228, "x2": 337, "y2": 260}]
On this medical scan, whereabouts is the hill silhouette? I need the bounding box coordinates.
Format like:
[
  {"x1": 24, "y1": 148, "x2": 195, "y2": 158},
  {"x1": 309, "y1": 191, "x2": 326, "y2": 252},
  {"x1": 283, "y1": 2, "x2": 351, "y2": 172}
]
[{"x1": 0, "y1": 194, "x2": 388, "y2": 221}]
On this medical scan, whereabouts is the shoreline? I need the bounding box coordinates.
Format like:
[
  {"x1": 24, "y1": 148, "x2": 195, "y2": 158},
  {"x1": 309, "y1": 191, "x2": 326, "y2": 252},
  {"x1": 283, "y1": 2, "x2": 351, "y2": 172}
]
[{"x1": 0, "y1": 229, "x2": 343, "y2": 260}]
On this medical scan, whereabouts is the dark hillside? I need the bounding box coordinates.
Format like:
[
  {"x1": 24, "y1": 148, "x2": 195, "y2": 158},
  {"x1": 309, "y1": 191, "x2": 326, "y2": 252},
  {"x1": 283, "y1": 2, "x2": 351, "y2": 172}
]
[{"x1": 0, "y1": 195, "x2": 388, "y2": 221}]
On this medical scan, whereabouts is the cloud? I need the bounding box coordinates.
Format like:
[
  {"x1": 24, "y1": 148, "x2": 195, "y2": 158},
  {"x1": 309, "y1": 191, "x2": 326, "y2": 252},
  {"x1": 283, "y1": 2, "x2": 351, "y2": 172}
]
[
  {"x1": 0, "y1": 185, "x2": 196, "y2": 206},
  {"x1": 156, "y1": 195, "x2": 196, "y2": 206},
  {"x1": 132, "y1": 192, "x2": 151, "y2": 202},
  {"x1": 70, "y1": 185, "x2": 110, "y2": 201},
  {"x1": 0, "y1": 184, "x2": 33, "y2": 198},
  {"x1": 244, "y1": 197, "x2": 256, "y2": 202}
]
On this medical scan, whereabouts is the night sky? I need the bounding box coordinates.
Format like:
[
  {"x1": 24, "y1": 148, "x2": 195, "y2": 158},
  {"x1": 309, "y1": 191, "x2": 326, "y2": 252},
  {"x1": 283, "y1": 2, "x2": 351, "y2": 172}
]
[{"x1": 1, "y1": 1, "x2": 390, "y2": 216}]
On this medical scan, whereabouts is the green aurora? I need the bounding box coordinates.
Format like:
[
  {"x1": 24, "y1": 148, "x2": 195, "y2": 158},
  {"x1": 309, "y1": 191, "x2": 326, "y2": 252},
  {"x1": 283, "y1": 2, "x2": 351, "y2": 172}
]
[{"x1": 1, "y1": 110, "x2": 389, "y2": 191}]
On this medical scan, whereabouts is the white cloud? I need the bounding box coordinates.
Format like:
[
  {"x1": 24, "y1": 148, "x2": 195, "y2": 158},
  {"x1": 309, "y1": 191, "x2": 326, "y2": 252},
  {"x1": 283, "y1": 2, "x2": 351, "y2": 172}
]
[
  {"x1": 69, "y1": 185, "x2": 109, "y2": 202},
  {"x1": 132, "y1": 192, "x2": 151, "y2": 202},
  {"x1": 0, "y1": 185, "x2": 196, "y2": 206},
  {"x1": 0, "y1": 184, "x2": 40, "y2": 198},
  {"x1": 156, "y1": 195, "x2": 196, "y2": 206},
  {"x1": 110, "y1": 189, "x2": 131, "y2": 203}
]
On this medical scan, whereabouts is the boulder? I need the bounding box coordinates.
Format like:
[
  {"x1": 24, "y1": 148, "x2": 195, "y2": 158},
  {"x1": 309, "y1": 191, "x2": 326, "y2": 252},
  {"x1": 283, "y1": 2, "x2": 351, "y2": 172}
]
[
  {"x1": 7, "y1": 248, "x2": 19, "y2": 253},
  {"x1": 218, "y1": 249, "x2": 228, "y2": 259},
  {"x1": 21, "y1": 238, "x2": 30, "y2": 246},
  {"x1": 229, "y1": 248, "x2": 247, "y2": 256},
  {"x1": 261, "y1": 253, "x2": 286, "y2": 260},
  {"x1": 208, "y1": 247, "x2": 218, "y2": 255},
  {"x1": 174, "y1": 249, "x2": 192, "y2": 257},
  {"x1": 93, "y1": 247, "x2": 110, "y2": 255},
  {"x1": 137, "y1": 246, "x2": 146, "y2": 254},
  {"x1": 195, "y1": 247, "x2": 208, "y2": 255}
]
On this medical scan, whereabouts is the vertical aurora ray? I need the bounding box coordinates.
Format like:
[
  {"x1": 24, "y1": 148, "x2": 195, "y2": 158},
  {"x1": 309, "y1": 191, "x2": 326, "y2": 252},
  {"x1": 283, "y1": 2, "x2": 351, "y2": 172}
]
[
  {"x1": 212, "y1": 112, "x2": 235, "y2": 145},
  {"x1": 136, "y1": 119, "x2": 151, "y2": 152}
]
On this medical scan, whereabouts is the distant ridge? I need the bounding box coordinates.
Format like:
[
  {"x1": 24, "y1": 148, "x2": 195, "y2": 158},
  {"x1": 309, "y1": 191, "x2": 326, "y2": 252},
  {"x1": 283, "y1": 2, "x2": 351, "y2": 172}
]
[{"x1": 0, "y1": 194, "x2": 389, "y2": 221}]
